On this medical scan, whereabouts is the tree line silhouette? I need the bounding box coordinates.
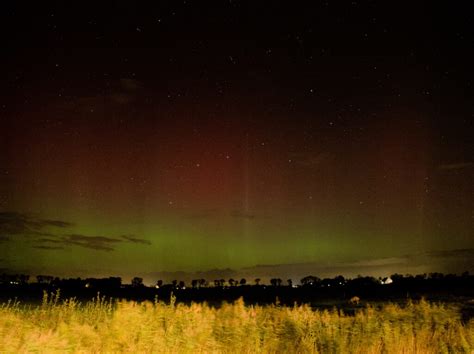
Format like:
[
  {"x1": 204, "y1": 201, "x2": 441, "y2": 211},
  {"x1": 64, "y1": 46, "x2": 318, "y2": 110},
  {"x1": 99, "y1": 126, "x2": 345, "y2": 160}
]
[
  {"x1": 1, "y1": 271, "x2": 473, "y2": 303},
  {"x1": 0, "y1": 272, "x2": 472, "y2": 289}
]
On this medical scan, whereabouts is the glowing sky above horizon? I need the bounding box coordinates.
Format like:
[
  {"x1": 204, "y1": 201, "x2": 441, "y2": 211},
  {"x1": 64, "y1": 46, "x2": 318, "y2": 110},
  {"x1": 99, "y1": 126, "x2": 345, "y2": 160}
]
[{"x1": 1, "y1": 2, "x2": 472, "y2": 280}]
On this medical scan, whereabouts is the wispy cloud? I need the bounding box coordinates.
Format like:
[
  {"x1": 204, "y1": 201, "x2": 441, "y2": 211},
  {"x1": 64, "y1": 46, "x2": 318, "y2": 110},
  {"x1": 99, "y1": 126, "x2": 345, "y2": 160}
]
[
  {"x1": 0, "y1": 212, "x2": 73, "y2": 237},
  {"x1": 35, "y1": 233, "x2": 152, "y2": 252},
  {"x1": 424, "y1": 248, "x2": 474, "y2": 259},
  {"x1": 438, "y1": 162, "x2": 473, "y2": 170},
  {"x1": 62, "y1": 234, "x2": 122, "y2": 251},
  {"x1": 36, "y1": 237, "x2": 63, "y2": 244},
  {"x1": 34, "y1": 245, "x2": 66, "y2": 250},
  {"x1": 342, "y1": 257, "x2": 408, "y2": 267},
  {"x1": 0, "y1": 211, "x2": 151, "y2": 252},
  {"x1": 41, "y1": 220, "x2": 73, "y2": 228},
  {"x1": 120, "y1": 235, "x2": 152, "y2": 245}
]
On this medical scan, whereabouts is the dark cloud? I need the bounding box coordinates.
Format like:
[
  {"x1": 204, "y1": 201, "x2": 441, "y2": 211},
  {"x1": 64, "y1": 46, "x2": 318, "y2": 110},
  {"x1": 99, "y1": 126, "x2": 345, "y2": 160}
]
[
  {"x1": 41, "y1": 220, "x2": 73, "y2": 228},
  {"x1": 0, "y1": 211, "x2": 149, "y2": 252},
  {"x1": 36, "y1": 237, "x2": 63, "y2": 244},
  {"x1": 348, "y1": 257, "x2": 410, "y2": 267},
  {"x1": 0, "y1": 212, "x2": 73, "y2": 237},
  {"x1": 34, "y1": 245, "x2": 66, "y2": 250},
  {"x1": 438, "y1": 162, "x2": 473, "y2": 170},
  {"x1": 35, "y1": 233, "x2": 151, "y2": 251},
  {"x1": 425, "y1": 248, "x2": 474, "y2": 258},
  {"x1": 35, "y1": 235, "x2": 116, "y2": 251},
  {"x1": 120, "y1": 235, "x2": 152, "y2": 245},
  {"x1": 61, "y1": 234, "x2": 122, "y2": 251}
]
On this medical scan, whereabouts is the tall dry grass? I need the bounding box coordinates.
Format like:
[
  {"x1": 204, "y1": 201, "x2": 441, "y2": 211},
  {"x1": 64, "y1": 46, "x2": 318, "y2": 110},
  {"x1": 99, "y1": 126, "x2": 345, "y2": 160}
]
[{"x1": 0, "y1": 291, "x2": 473, "y2": 353}]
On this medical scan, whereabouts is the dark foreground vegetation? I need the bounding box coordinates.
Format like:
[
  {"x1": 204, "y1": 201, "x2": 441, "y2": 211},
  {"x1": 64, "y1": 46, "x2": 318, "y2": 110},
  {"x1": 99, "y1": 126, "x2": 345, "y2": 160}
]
[
  {"x1": 1, "y1": 272, "x2": 474, "y2": 352},
  {"x1": 1, "y1": 293, "x2": 473, "y2": 352}
]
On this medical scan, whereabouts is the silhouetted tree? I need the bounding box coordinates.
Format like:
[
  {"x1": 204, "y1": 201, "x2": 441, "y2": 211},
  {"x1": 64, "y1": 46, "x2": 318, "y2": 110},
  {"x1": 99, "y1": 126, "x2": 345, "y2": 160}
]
[
  {"x1": 415, "y1": 274, "x2": 427, "y2": 281},
  {"x1": 240, "y1": 278, "x2": 247, "y2": 286},
  {"x1": 178, "y1": 281, "x2": 185, "y2": 289},
  {"x1": 156, "y1": 280, "x2": 163, "y2": 288},
  {"x1": 287, "y1": 279, "x2": 293, "y2": 287},
  {"x1": 36, "y1": 275, "x2": 54, "y2": 284},
  {"x1": 321, "y1": 278, "x2": 333, "y2": 287},
  {"x1": 191, "y1": 279, "x2": 198, "y2": 288},
  {"x1": 131, "y1": 277, "x2": 143, "y2": 287},
  {"x1": 390, "y1": 273, "x2": 404, "y2": 283},
  {"x1": 52, "y1": 277, "x2": 61, "y2": 286},
  {"x1": 270, "y1": 278, "x2": 282, "y2": 286},
  {"x1": 214, "y1": 279, "x2": 225, "y2": 287},
  {"x1": 228, "y1": 278, "x2": 236, "y2": 287},
  {"x1": 172, "y1": 280, "x2": 178, "y2": 288},
  {"x1": 334, "y1": 275, "x2": 345, "y2": 286},
  {"x1": 301, "y1": 275, "x2": 320, "y2": 287},
  {"x1": 429, "y1": 272, "x2": 445, "y2": 280},
  {"x1": 105, "y1": 277, "x2": 121, "y2": 288},
  {"x1": 13, "y1": 274, "x2": 29, "y2": 285},
  {"x1": 254, "y1": 278, "x2": 261, "y2": 286},
  {"x1": 199, "y1": 279, "x2": 207, "y2": 288},
  {"x1": 350, "y1": 276, "x2": 378, "y2": 287}
]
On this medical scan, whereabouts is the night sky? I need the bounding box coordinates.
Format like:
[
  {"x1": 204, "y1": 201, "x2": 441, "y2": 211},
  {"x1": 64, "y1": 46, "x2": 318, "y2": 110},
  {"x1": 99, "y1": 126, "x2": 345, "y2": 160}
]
[{"x1": 1, "y1": 2, "x2": 473, "y2": 283}]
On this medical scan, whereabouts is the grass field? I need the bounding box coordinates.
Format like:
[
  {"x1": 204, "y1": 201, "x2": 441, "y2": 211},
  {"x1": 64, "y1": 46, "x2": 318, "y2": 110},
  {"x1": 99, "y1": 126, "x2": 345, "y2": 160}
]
[{"x1": 0, "y1": 291, "x2": 473, "y2": 353}]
